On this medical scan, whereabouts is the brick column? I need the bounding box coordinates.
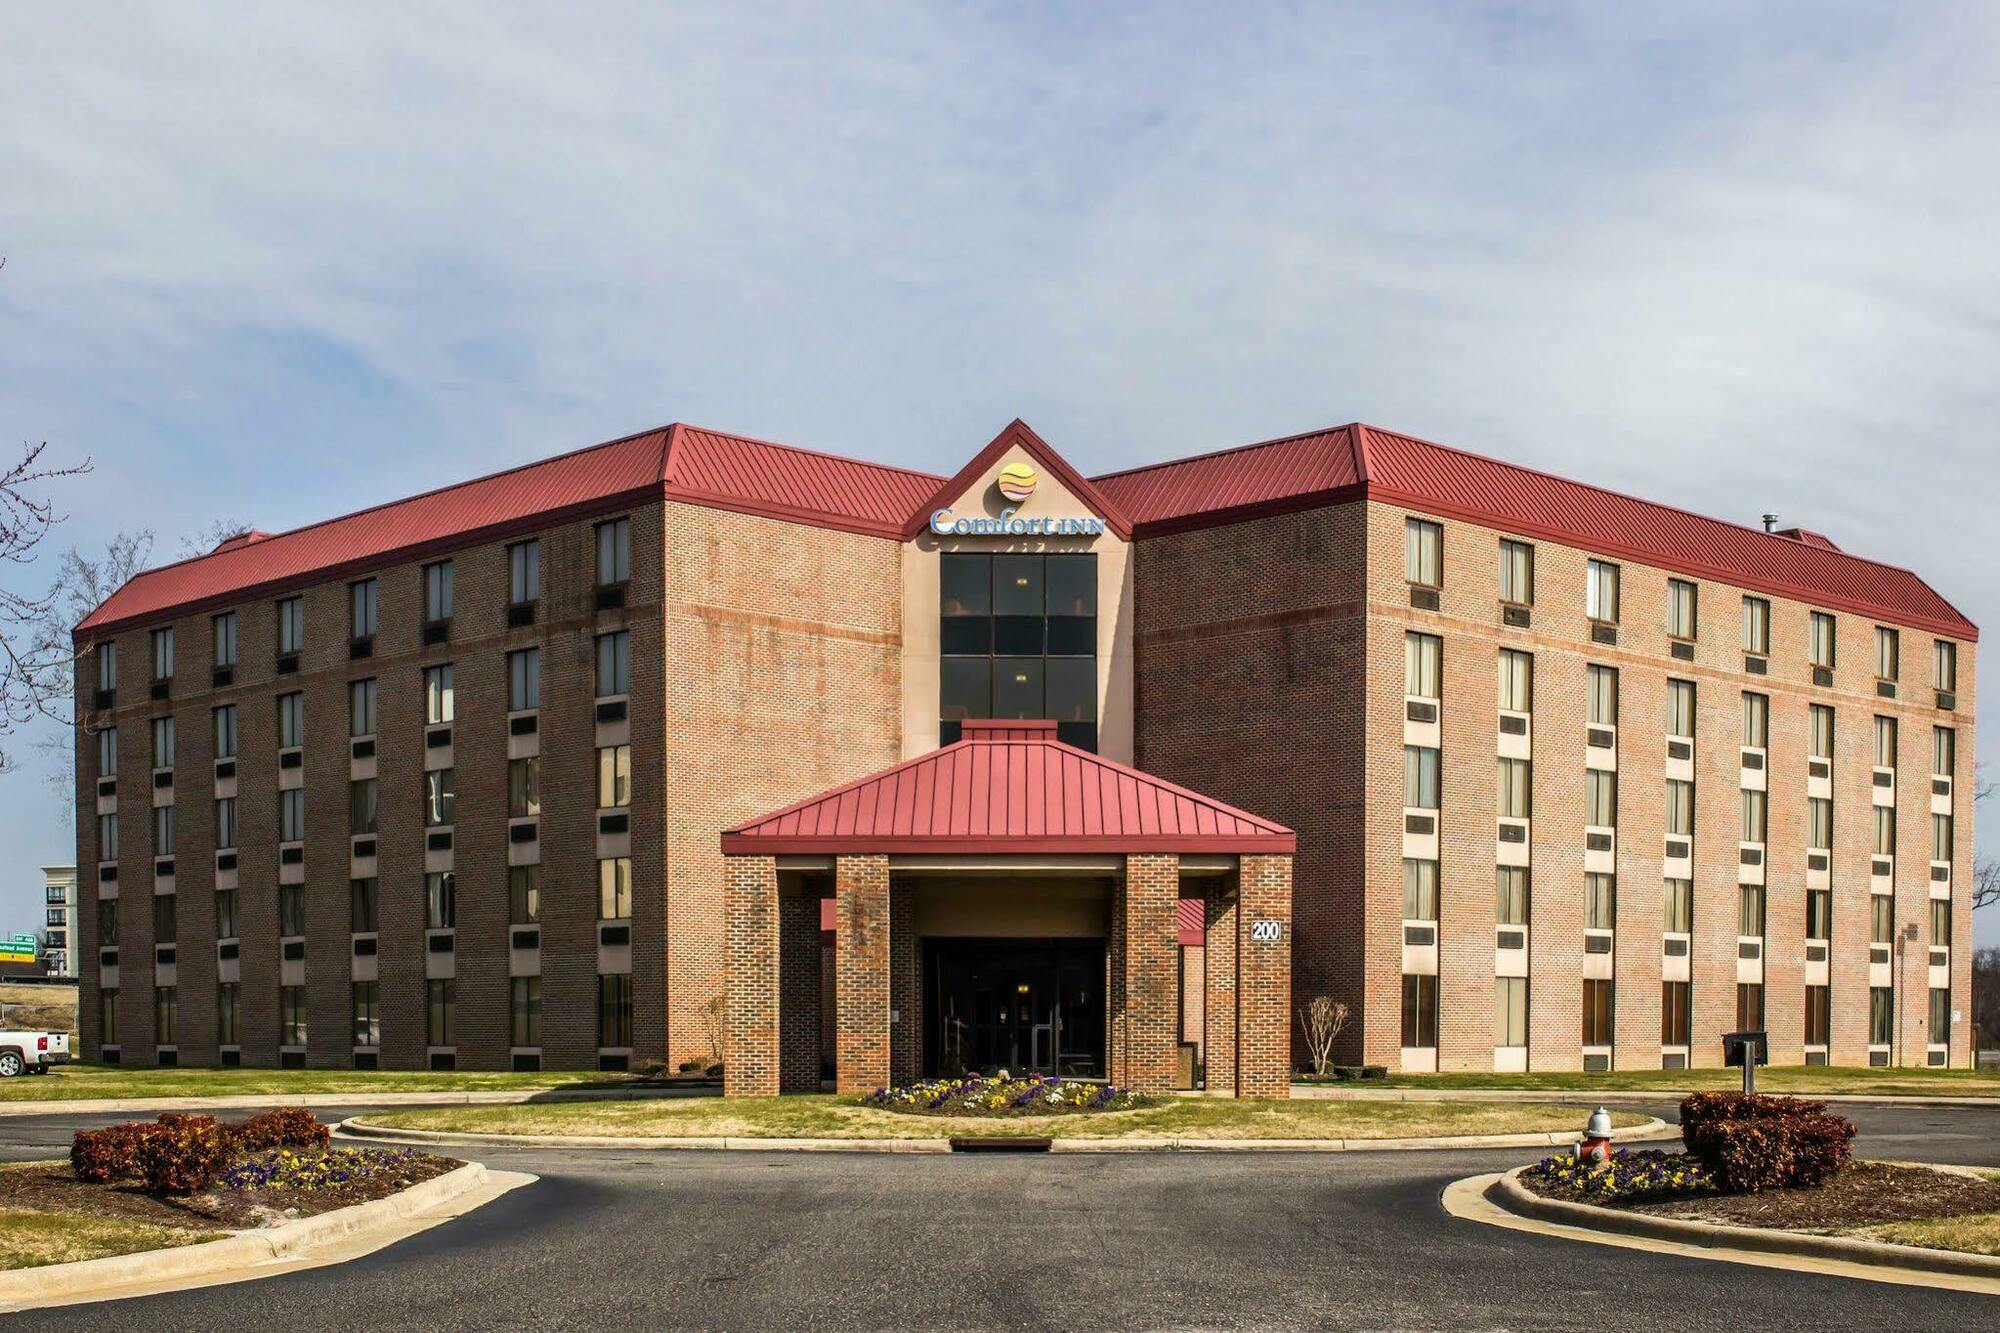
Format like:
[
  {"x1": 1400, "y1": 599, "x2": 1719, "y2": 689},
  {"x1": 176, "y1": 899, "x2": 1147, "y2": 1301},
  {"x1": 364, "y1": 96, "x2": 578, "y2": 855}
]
[
  {"x1": 723, "y1": 855, "x2": 779, "y2": 1097},
  {"x1": 1239, "y1": 854, "x2": 1294, "y2": 1097},
  {"x1": 889, "y1": 880, "x2": 920, "y2": 1087},
  {"x1": 835, "y1": 855, "x2": 891, "y2": 1093},
  {"x1": 1203, "y1": 881, "x2": 1239, "y2": 1094},
  {"x1": 1114, "y1": 854, "x2": 1179, "y2": 1093},
  {"x1": 778, "y1": 892, "x2": 822, "y2": 1093}
]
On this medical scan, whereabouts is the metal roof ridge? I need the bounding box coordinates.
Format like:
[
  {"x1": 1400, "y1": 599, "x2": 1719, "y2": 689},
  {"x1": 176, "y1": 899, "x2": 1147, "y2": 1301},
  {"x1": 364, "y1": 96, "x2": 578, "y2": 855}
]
[{"x1": 1088, "y1": 422, "x2": 1363, "y2": 483}]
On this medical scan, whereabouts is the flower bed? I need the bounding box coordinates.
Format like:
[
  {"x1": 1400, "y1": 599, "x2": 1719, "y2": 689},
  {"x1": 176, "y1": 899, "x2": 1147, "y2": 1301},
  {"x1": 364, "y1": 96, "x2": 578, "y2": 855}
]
[
  {"x1": 223, "y1": 1147, "x2": 427, "y2": 1192},
  {"x1": 1522, "y1": 1148, "x2": 1715, "y2": 1204},
  {"x1": 862, "y1": 1073, "x2": 1149, "y2": 1116}
]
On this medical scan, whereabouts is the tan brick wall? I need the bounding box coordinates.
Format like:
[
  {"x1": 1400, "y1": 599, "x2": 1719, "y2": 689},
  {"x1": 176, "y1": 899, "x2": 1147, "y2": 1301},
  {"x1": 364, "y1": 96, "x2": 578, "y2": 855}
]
[
  {"x1": 834, "y1": 854, "x2": 891, "y2": 1092},
  {"x1": 1237, "y1": 854, "x2": 1294, "y2": 1096},
  {"x1": 723, "y1": 854, "x2": 779, "y2": 1096},
  {"x1": 1202, "y1": 883, "x2": 1239, "y2": 1093},
  {"x1": 1111, "y1": 854, "x2": 1179, "y2": 1093}
]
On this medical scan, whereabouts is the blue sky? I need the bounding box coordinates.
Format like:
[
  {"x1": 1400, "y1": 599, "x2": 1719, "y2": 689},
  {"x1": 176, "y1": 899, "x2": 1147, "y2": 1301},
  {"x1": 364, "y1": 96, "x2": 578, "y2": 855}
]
[{"x1": 0, "y1": 3, "x2": 1994, "y2": 943}]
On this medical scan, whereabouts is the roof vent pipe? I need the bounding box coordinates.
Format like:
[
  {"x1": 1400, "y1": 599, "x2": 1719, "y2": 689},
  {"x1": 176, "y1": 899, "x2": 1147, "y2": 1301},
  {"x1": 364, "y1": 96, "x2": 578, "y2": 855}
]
[{"x1": 1761, "y1": 513, "x2": 1779, "y2": 533}]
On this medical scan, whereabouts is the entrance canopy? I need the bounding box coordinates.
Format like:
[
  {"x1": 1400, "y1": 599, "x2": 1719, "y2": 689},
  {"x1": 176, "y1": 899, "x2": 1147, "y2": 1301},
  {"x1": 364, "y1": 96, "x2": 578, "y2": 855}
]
[{"x1": 720, "y1": 719, "x2": 1295, "y2": 856}]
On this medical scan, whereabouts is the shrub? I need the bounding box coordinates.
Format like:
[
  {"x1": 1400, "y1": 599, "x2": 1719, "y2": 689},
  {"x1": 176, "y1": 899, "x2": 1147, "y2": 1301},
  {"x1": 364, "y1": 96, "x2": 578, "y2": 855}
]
[
  {"x1": 1679, "y1": 1092, "x2": 1855, "y2": 1192},
  {"x1": 228, "y1": 1108, "x2": 330, "y2": 1153},
  {"x1": 70, "y1": 1122, "x2": 163, "y2": 1183},
  {"x1": 137, "y1": 1114, "x2": 231, "y2": 1196}
]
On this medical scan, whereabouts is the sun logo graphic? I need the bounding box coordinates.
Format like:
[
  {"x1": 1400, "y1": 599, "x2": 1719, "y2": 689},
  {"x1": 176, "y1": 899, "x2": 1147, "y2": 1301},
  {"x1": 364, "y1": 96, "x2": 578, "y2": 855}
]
[{"x1": 995, "y1": 462, "x2": 1038, "y2": 503}]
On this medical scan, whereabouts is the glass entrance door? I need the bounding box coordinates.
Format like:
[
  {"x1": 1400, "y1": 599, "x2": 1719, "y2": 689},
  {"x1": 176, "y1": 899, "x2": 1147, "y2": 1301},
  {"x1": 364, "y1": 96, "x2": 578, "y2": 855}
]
[{"x1": 927, "y1": 940, "x2": 1104, "y2": 1079}]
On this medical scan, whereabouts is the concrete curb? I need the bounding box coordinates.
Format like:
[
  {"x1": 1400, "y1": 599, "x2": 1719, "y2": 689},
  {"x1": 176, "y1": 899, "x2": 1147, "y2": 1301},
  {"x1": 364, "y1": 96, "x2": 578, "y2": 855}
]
[
  {"x1": 1482, "y1": 1164, "x2": 2000, "y2": 1284},
  {"x1": 0, "y1": 1085, "x2": 713, "y2": 1118},
  {"x1": 1291, "y1": 1085, "x2": 2000, "y2": 1108},
  {"x1": 338, "y1": 1114, "x2": 1676, "y2": 1153},
  {"x1": 0, "y1": 1159, "x2": 509, "y2": 1311}
]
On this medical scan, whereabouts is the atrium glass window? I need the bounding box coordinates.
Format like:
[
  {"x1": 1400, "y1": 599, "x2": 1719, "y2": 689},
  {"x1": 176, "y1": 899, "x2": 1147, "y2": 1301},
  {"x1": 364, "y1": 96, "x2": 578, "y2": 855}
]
[{"x1": 939, "y1": 552, "x2": 1097, "y2": 750}]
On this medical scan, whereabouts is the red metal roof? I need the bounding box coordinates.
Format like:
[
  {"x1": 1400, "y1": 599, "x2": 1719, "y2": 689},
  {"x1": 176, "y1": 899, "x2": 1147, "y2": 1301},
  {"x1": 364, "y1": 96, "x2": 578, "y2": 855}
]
[
  {"x1": 1093, "y1": 423, "x2": 1976, "y2": 640},
  {"x1": 721, "y1": 719, "x2": 1295, "y2": 855},
  {"x1": 665, "y1": 426, "x2": 941, "y2": 539}
]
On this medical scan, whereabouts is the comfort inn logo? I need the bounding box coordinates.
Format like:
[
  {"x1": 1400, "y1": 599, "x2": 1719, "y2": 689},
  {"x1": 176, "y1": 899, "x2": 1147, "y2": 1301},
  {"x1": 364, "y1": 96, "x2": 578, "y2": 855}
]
[
  {"x1": 927, "y1": 459, "x2": 1106, "y2": 536},
  {"x1": 995, "y1": 462, "x2": 1037, "y2": 502}
]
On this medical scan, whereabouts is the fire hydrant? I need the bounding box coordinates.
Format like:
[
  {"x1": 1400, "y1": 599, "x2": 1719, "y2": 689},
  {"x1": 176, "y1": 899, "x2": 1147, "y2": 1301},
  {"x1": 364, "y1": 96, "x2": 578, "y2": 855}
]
[{"x1": 1576, "y1": 1106, "x2": 1615, "y2": 1164}]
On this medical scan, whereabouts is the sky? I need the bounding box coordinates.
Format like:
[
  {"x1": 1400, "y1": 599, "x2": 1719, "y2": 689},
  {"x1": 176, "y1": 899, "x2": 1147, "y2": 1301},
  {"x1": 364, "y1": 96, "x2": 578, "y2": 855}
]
[{"x1": 0, "y1": 3, "x2": 1994, "y2": 944}]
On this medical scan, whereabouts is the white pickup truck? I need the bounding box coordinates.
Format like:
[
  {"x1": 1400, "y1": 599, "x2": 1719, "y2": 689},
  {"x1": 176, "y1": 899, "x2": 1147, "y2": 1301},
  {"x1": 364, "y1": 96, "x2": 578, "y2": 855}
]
[{"x1": 0, "y1": 1030, "x2": 71, "y2": 1077}]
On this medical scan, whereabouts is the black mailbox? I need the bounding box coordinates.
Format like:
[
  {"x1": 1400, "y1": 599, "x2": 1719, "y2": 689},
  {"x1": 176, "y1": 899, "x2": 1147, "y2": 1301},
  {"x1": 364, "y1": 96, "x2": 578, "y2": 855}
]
[{"x1": 1723, "y1": 1030, "x2": 1767, "y2": 1068}]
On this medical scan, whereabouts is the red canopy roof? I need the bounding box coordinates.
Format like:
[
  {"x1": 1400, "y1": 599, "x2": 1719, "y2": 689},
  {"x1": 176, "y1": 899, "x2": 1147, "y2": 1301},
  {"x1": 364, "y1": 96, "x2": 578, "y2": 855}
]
[{"x1": 721, "y1": 720, "x2": 1295, "y2": 855}]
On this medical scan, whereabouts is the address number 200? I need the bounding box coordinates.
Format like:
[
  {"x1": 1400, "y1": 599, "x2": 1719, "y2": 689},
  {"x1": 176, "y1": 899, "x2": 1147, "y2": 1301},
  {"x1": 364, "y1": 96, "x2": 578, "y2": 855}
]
[{"x1": 1249, "y1": 920, "x2": 1284, "y2": 942}]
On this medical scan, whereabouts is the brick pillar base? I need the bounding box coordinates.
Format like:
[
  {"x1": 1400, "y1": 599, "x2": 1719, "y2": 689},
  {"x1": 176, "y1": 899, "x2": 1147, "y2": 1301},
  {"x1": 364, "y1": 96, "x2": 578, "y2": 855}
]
[
  {"x1": 1114, "y1": 854, "x2": 1180, "y2": 1093},
  {"x1": 1238, "y1": 854, "x2": 1294, "y2": 1098},
  {"x1": 723, "y1": 855, "x2": 779, "y2": 1097},
  {"x1": 778, "y1": 893, "x2": 822, "y2": 1093},
  {"x1": 1204, "y1": 883, "x2": 1240, "y2": 1094},
  {"x1": 835, "y1": 855, "x2": 891, "y2": 1093}
]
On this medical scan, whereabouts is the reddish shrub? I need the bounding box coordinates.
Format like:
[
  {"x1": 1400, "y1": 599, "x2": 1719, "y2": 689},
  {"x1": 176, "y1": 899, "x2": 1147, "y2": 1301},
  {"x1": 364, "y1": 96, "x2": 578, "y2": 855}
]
[
  {"x1": 70, "y1": 1122, "x2": 163, "y2": 1183},
  {"x1": 1679, "y1": 1093, "x2": 1855, "y2": 1192},
  {"x1": 137, "y1": 1115, "x2": 230, "y2": 1196},
  {"x1": 228, "y1": 1109, "x2": 330, "y2": 1153}
]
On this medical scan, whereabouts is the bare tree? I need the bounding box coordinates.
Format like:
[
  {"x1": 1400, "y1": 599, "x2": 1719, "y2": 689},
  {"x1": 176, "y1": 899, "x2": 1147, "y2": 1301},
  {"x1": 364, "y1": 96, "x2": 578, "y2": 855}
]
[
  {"x1": 1297, "y1": 996, "x2": 1350, "y2": 1077},
  {"x1": 0, "y1": 441, "x2": 93, "y2": 771},
  {"x1": 1973, "y1": 946, "x2": 1999, "y2": 1061},
  {"x1": 1974, "y1": 763, "x2": 1997, "y2": 914},
  {"x1": 176, "y1": 517, "x2": 252, "y2": 560},
  {"x1": 30, "y1": 530, "x2": 157, "y2": 801}
]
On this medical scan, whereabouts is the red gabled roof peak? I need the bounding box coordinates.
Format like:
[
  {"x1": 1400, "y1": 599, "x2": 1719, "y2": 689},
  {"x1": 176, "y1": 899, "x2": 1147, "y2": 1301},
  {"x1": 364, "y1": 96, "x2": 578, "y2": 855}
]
[{"x1": 900, "y1": 419, "x2": 1133, "y2": 541}]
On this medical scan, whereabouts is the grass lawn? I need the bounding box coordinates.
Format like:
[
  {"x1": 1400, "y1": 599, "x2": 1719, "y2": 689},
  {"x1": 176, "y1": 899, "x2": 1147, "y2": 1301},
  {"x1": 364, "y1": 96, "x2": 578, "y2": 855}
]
[
  {"x1": 1869, "y1": 1212, "x2": 2000, "y2": 1257},
  {"x1": 0, "y1": 1207, "x2": 216, "y2": 1270},
  {"x1": 1354, "y1": 1066, "x2": 2000, "y2": 1098},
  {"x1": 367, "y1": 1095, "x2": 1651, "y2": 1141},
  {"x1": 0, "y1": 1063, "x2": 648, "y2": 1103}
]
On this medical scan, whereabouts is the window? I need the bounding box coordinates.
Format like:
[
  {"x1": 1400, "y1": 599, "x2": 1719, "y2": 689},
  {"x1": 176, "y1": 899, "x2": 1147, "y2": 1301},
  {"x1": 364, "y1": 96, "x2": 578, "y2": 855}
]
[
  {"x1": 277, "y1": 691, "x2": 304, "y2": 749},
  {"x1": 1585, "y1": 560, "x2": 1619, "y2": 623},
  {"x1": 152, "y1": 893, "x2": 176, "y2": 943},
  {"x1": 352, "y1": 981, "x2": 380, "y2": 1046},
  {"x1": 1933, "y1": 813, "x2": 1953, "y2": 863},
  {"x1": 1404, "y1": 633, "x2": 1441, "y2": 698},
  {"x1": 1737, "y1": 884, "x2": 1764, "y2": 938},
  {"x1": 1740, "y1": 789, "x2": 1767, "y2": 844},
  {"x1": 277, "y1": 883, "x2": 305, "y2": 936},
  {"x1": 1806, "y1": 890, "x2": 1831, "y2": 941},
  {"x1": 1666, "y1": 680, "x2": 1695, "y2": 740},
  {"x1": 152, "y1": 803, "x2": 175, "y2": 855},
  {"x1": 596, "y1": 631, "x2": 629, "y2": 697},
  {"x1": 351, "y1": 579, "x2": 378, "y2": 639},
  {"x1": 1871, "y1": 893, "x2": 1894, "y2": 944},
  {"x1": 1742, "y1": 597, "x2": 1770, "y2": 655},
  {"x1": 1495, "y1": 977, "x2": 1528, "y2": 1048},
  {"x1": 1808, "y1": 611, "x2": 1835, "y2": 669},
  {"x1": 597, "y1": 745, "x2": 631, "y2": 808},
  {"x1": 217, "y1": 983, "x2": 239, "y2": 1046},
  {"x1": 1499, "y1": 539, "x2": 1533, "y2": 605},
  {"x1": 939, "y1": 552, "x2": 1099, "y2": 748},
  {"x1": 1934, "y1": 639, "x2": 1958, "y2": 692},
  {"x1": 98, "y1": 812, "x2": 118, "y2": 861},
  {"x1": 425, "y1": 770, "x2": 455, "y2": 827},
  {"x1": 151, "y1": 715, "x2": 175, "y2": 769},
  {"x1": 349, "y1": 779, "x2": 377, "y2": 834},
  {"x1": 1496, "y1": 867, "x2": 1529, "y2": 926},
  {"x1": 508, "y1": 757, "x2": 539, "y2": 818},
  {"x1": 1874, "y1": 715, "x2": 1898, "y2": 769},
  {"x1": 1934, "y1": 726, "x2": 1955, "y2": 778},
  {"x1": 1741, "y1": 692, "x2": 1768, "y2": 749},
  {"x1": 1666, "y1": 579, "x2": 1697, "y2": 640},
  {"x1": 1582, "y1": 980, "x2": 1614, "y2": 1046},
  {"x1": 1497, "y1": 758, "x2": 1531, "y2": 820},
  {"x1": 214, "y1": 887, "x2": 236, "y2": 939},
  {"x1": 1809, "y1": 705, "x2": 1833, "y2": 760},
  {"x1": 1665, "y1": 781, "x2": 1693, "y2": 838},
  {"x1": 1736, "y1": 983, "x2": 1764, "y2": 1032},
  {"x1": 215, "y1": 797, "x2": 237, "y2": 850},
  {"x1": 350, "y1": 679, "x2": 377, "y2": 737},
  {"x1": 599, "y1": 858, "x2": 632, "y2": 919},
  {"x1": 425, "y1": 871, "x2": 455, "y2": 930},
  {"x1": 1585, "y1": 770, "x2": 1616, "y2": 829},
  {"x1": 1805, "y1": 987, "x2": 1830, "y2": 1047},
  {"x1": 213, "y1": 705, "x2": 237, "y2": 759},
  {"x1": 1662, "y1": 879, "x2": 1691, "y2": 934},
  {"x1": 1497, "y1": 650, "x2": 1532, "y2": 713},
  {"x1": 510, "y1": 866, "x2": 539, "y2": 925},
  {"x1": 1930, "y1": 989, "x2": 1950, "y2": 1044},
  {"x1": 1662, "y1": 981, "x2": 1691, "y2": 1046},
  {"x1": 1586, "y1": 666, "x2": 1617, "y2": 726},
  {"x1": 508, "y1": 539, "x2": 541, "y2": 604},
  {"x1": 277, "y1": 597, "x2": 303, "y2": 654},
  {"x1": 96, "y1": 726, "x2": 118, "y2": 777},
  {"x1": 1807, "y1": 798, "x2": 1831, "y2": 850},
  {"x1": 425, "y1": 665, "x2": 454, "y2": 724},
  {"x1": 99, "y1": 989, "x2": 118, "y2": 1045},
  {"x1": 98, "y1": 898, "x2": 119, "y2": 945},
  {"x1": 423, "y1": 560, "x2": 453, "y2": 622},
  {"x1": 1869, "y1": 987, "x2": 1893, "y2": 1044},
  {"x1": 596, "y1": 518, "x2": 631, "y2": 586},
  {"x1": 350, "y1": 878, "x2": 378, "y2": 933},
  {"x1": 508, "y1": 648, "x2": 539, "y2": 712},
  {"x1": 151, "y1": 627, "x2": 174, "y2": 681},
  {"x1": 1400, "y1": 975, "x2": 1437, "y2": 1048},
  {"x1": 599, "y1": 974, "x2": 633, "y2": 1048},
  {"x1": 1584, "y1": 874, "x2": 1616, "y2": 930},
  {"x1": 1875, "y1": 627, "x2": 1899, "y2": 681},
  {"x1": 213, "y1": 612, "x2": 238, "y2": 668},
  {"x1": 512, "y1": 976, "x2": 541, "y2": 1048},
  {"x1": 1401, "y1": 859, "x2": 1438, "y2": 921},
  {"x1": 96, "y1": 641, "x2": 117, "y2": 692},
  {"x1": 1931, "y1": 898, "x2": 1951, "y2": 945},
  {"x1": 1403, "y1": 747, "x2": 1440, "y2": 810},
  {"x1": 427, "y1": 979, "x2": 456, "y2": 1047},
  {"x1": 1404, "y1": 518, "x2": 1442, "y2": 586},
  {"x1": 281, "y1": 986, "x2": 307, "y2": 1047},
  {"x1": 279, "y1": 789, "x2": 304, "y2": 842},
  {"x1": 154, "y1": 987, "x2": 177, "y2": 1046}
]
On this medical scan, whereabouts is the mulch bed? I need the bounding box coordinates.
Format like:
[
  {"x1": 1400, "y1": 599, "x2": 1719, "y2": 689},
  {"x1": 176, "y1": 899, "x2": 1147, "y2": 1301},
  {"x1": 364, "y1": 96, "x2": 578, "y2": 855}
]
[
  {"x1": 0, "y1": 1149, "x2": 460, "y2": 1233},
  {"x1": 1526, "y1": 1159, "x2": 2000, "y2": 1233}
]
